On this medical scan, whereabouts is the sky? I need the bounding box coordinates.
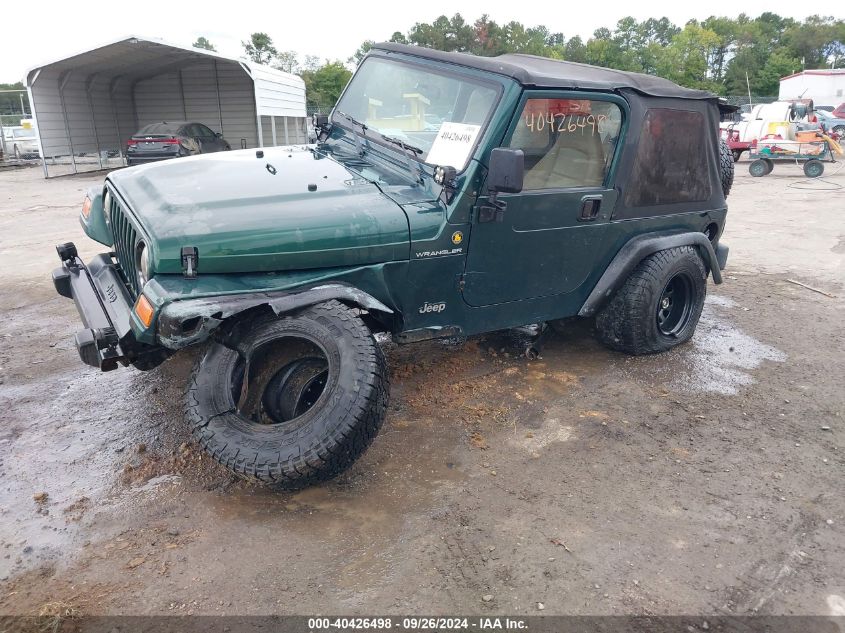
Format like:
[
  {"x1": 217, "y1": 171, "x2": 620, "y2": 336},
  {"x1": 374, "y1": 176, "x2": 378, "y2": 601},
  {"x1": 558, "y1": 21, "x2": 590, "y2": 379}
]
[{"x1": 0, "y1": 0, "x2": 836, "y2": 83}]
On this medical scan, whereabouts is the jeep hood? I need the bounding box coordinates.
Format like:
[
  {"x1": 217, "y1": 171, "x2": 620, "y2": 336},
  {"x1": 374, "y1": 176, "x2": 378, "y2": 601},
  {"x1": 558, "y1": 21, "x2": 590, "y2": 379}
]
[{"x1": 106, "y1": 147, "x2": 411, "y2": 275}]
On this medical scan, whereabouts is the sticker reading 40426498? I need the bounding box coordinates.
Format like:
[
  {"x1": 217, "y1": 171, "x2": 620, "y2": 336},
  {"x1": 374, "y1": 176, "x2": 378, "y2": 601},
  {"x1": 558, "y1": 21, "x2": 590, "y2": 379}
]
[
  {"x1": 524, "y1": 112, "x2": 608, "y2": 135},
  {"x1": 426, "y1": 122, "x2": 481, "y2": 169}
]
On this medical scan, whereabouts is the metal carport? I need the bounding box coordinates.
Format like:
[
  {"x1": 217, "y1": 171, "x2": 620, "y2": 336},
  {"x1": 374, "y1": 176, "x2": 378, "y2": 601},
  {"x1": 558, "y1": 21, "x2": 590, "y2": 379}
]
[{"x1": 26, "y1": 36, "x2": 307, "y2": 177}]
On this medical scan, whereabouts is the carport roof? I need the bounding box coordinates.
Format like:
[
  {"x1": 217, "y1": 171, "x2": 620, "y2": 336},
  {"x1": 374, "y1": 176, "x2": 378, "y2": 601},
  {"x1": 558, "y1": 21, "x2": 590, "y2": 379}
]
[{"x1": 25, "y1": 35, "x2": 303, "y2": 88}]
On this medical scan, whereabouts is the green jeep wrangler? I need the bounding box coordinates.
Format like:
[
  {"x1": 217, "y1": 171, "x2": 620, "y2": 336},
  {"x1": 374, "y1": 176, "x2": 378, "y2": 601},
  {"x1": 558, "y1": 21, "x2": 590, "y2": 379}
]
[{"x1": 53, "y1": 43, "x2": 734, "y2": 488}]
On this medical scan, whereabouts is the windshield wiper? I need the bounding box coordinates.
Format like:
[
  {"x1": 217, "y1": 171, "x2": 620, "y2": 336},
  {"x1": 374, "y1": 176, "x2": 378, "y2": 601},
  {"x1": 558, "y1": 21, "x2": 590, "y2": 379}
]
[
  {"x1": 334, "y1": 110, "x2": 368, "y2": 156},
  {"x1": 378, "y1": 134, "x2": 425, "y2": 184},
  {"x1": 380, "y1": 135, "x2": 424, "y2": 155}
]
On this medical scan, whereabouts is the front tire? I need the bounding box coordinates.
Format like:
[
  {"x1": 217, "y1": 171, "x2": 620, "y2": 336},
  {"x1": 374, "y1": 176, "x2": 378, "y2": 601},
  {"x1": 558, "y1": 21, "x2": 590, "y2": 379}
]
[
  {"x1": 186, "y1": 300, "x2": 388, "y2": 489},
  {"x1": 595, "y1": 246, "x2": 707, "y2": 355}
]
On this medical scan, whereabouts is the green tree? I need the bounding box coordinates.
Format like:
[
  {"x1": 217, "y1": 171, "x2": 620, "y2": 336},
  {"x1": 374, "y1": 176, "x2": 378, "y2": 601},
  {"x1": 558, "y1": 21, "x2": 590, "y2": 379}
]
[
  {"x1": 657, "y1": 23, "x2": 722, "y2": 90},
  {"x1": 348, "y1": 12, "x2": 845, "y2": 93},
  {"x1": 274, "y1": 51, "x2": 300, "y2": 74},
  {"x1": 301, "y1": 62, "x2": 352, "y2": 111},
  {"x1": 192, "y1": 37, "x2": 217, "y2": 52},
  {"x1": 563, "y1": 36, "x2": 587, "y2": 63},
  {"x1": 0, "y1": 82, "x2": 28, "y2": 115},
  {"x1": 349, "y1": 40, "x2": 375, "y2": 66},
  {"x1": 243, "y1": 33, "x2": 277, "y2": 65}
]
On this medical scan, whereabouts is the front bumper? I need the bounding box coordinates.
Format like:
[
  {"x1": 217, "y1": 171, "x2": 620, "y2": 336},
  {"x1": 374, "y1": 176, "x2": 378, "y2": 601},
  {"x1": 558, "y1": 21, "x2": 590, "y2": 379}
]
[{"x1": 52, "y1": 245, "x2": 142, "y2": 371}]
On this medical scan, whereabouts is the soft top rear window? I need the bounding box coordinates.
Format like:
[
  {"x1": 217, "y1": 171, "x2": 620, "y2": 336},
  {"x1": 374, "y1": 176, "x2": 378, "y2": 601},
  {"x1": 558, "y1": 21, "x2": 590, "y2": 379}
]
[{"x1": 625, "y1": 109, "x2": 711, "y2": 207}]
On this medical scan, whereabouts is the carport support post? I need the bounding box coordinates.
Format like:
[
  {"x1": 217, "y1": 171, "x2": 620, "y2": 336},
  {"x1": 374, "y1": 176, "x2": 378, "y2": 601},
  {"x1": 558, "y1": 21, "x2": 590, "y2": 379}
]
[
  {"x1": 256, "y1": 114, "x2": 264, "y2": 147},
  {"x1": 85, "y1": 76, "x2": 104, "y2": 170},
  {"x1": 283, "y1": 117, "x2": 290, "y2": 144},
  {"x1": 213, "y1": 61, "x2": 224, "y2": 136},
  {"x1": 178, "y1": 70, "x2": 187, "y2": 119},
  {"x1": 271, "y1": 116, "x2": 277, "y2": 146},
  {"x1": 58, "y1": 71, "x2": 78, "y2": 175},
  {"x1": 109, "y1": 78, "x2": 125, "y2": 165}
]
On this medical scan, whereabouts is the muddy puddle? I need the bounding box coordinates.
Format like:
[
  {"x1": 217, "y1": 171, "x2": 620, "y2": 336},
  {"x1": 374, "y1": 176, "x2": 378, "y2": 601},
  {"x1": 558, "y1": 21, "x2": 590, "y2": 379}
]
[{"x1": 611, "y1": 294, "x2": 786, "y2": 395}]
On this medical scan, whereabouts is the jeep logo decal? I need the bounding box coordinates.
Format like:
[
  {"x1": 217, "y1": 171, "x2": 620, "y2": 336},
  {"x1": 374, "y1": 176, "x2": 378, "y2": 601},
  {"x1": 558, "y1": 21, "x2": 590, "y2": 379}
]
[
  {"x1": 106, "y1": 283, "x2": 118, "y2": 303},
  {"x1": 419, "y1": 301, "x2": 446, "y2": 314}
]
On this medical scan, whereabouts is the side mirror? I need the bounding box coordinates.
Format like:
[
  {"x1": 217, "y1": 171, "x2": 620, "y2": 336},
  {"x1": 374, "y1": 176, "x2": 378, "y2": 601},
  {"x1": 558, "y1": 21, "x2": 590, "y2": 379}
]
[
  {"x1": 488, "y1": 148, "x2": 524, "y2": 194},
  {"x1": 215, "y1": 132, "x2": 223, "y2": 138},
  {"x1": 313, "y1": 114, "x2": 330, "y2": 142}
]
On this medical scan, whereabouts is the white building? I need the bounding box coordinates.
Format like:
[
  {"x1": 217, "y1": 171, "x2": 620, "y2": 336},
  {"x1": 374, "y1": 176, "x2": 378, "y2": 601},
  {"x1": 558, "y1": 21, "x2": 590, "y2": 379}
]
[
  {"x1": 26, "y1": 36, "x2": 307, "y2": 177},
  {"x1": 778, "y1": 69, "x2": 845, "y2": 108}
]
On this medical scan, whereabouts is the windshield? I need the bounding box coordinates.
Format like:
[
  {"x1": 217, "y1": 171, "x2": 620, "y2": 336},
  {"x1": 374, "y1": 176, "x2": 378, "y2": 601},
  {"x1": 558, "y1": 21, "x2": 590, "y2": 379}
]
[
  {"x1": 12, "y1": 128, "x2": 35, "y2": 139},
  {"x1": 334, "y1": 57, "x2": 499, "y2": 170}
]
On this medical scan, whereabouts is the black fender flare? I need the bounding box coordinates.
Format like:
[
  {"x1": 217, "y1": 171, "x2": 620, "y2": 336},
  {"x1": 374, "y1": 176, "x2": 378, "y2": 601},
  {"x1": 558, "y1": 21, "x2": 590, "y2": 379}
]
[
  {"x1": 578, "y1": 231, "x2": 725, "y2": 318},
  {"x1": 157, "y1": 283, "x2": 393, "y2": 350}
]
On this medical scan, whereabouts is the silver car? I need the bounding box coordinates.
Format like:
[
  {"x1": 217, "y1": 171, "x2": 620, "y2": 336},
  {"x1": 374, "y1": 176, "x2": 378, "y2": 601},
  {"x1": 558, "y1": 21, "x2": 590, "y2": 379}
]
[
  {"x1": 815, "y1": 110, "x2": 845, "y2": 136},
  {"x1": 3, "y1": 126, "x2": 40, "y2": 159}
]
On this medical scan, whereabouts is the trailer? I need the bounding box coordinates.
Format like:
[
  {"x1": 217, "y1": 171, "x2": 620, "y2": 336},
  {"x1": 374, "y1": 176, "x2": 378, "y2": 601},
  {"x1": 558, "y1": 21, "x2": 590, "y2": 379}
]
[{"x1": 748, "y1": 135, "x2": 837, "y2": 178}]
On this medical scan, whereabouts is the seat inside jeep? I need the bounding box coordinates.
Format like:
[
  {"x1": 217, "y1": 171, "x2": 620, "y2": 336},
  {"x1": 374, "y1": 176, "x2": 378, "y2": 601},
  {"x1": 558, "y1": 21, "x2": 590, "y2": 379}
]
[{"x1": 523, "y1": 128, "x2": 605, "y2": 189}]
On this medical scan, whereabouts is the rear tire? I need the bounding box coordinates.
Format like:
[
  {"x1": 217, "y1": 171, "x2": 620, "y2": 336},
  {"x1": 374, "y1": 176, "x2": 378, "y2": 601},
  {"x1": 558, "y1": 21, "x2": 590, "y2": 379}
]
[
  {"x1": 186, "y1": 300, "x2": 388, "y2": 489},
  {"x1": 719, "y1": 138, "x2": 735, "y2": 197},
  {"x1": 595, "y1": 246, "x2": 707, "y2": 355}
]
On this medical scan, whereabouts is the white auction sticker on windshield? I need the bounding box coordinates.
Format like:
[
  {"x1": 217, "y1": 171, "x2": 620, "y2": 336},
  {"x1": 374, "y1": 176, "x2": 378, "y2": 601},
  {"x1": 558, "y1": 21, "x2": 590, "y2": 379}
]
[{"x1": 426, "y1": 122, "x2": 481, "y2": 169}]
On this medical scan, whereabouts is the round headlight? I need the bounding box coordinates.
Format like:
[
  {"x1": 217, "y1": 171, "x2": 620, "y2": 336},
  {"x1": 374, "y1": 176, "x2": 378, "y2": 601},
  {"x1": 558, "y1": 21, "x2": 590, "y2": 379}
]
[
  {"x1": 136, "y1": 241, "x2": 150, "y2": 288},
  {"x1": 102, "y1": 190, "x2": 111, "y2": 227}
]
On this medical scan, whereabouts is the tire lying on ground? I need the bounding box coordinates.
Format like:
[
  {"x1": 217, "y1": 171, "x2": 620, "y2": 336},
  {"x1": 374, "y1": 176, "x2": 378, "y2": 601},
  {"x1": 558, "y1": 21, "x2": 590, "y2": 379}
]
[
  {"x1": 594, "y1": 246, "x2": 707, "y2": 355},
  {"x1": 186, "y1": 300, "x2": 389, "y2": 489},
  {"x1": 719, "y1": 138, "x2": 735, "y2": 198}
]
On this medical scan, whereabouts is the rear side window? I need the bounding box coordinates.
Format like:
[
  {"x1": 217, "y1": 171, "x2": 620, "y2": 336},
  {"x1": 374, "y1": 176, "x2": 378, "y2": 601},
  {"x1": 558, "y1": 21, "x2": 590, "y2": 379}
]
[
  {"x1": 625, "y1": 109, "x2": 711, "y2": 206},
  {"x1": 507, "y1": 98, "x2": 622, "y2": 190}
]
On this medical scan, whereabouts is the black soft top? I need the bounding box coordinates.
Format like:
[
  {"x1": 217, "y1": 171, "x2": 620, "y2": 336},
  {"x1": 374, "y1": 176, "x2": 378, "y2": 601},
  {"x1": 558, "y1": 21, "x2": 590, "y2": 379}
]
[{"x1": 372, "y1": 43, "x2": 716, "y2": 101}]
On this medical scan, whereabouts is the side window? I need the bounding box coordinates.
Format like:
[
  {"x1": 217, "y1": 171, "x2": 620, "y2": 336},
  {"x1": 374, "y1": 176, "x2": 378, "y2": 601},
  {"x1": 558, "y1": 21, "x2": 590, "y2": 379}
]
[
  {"x1": 197, "y1": 124, "x2": 216, "y2": 138},
  {"x1": 507, "y1": 98, "x2": 622, "y2": 190},
  {"x1": 625, "y1": 109, "x2": 711, "y2": 206}
]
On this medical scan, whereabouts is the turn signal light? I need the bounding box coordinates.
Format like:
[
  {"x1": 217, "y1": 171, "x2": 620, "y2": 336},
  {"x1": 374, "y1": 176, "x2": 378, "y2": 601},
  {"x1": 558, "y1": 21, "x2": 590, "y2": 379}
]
[
  {"x1": 134, "y1": 294, "x2": 154, "y2": 327},
  {"x1": 82, "y1": 196, "x2": 92, "y2": 218}
]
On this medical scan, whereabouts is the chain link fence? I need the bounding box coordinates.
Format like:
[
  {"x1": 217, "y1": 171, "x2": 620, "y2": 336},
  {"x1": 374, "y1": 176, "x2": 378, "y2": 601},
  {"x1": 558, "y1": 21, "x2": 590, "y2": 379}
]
[{"x1": 0, "y1": 89, "x2": 39, "y2": 165}]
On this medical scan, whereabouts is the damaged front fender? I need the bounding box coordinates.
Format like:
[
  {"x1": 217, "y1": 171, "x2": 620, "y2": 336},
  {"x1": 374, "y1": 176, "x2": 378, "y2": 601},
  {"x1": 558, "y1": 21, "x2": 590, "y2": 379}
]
[{"x1": 157, "y1": 283, "x2": 393, "y2": 350}]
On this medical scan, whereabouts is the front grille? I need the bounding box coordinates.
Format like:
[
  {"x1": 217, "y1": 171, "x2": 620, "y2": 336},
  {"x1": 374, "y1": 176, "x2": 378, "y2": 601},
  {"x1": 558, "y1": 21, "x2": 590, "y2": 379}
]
[{"x1": 107, "y1": 190, "x2": 140, "y2": 297}]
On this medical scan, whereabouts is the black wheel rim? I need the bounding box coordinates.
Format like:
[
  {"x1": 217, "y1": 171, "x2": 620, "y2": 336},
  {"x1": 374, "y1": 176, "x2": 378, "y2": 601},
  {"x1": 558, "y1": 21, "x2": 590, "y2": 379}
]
[
  {"x1": 806, "y1": 162, "x2": 822, "y2": 178},
  {"x1": 230, "y1": 336, "x2": 331, "y2": 426},
  {"x1": 656, "y1": 273, "x2": 694, "y2": 337},
  {"x1": 262, "y1": 357, "x2": 328, "y2": 422}
]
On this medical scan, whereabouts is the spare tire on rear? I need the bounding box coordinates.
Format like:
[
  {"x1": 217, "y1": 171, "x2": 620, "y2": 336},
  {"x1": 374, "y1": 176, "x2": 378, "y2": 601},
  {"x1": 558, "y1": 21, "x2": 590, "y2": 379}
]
[
  {"x1": 186, "y1": 300, "x2": 388, "y2": 489},
  {"x1": 719, "y1": 138, "x2": 735, "y2": 198}
]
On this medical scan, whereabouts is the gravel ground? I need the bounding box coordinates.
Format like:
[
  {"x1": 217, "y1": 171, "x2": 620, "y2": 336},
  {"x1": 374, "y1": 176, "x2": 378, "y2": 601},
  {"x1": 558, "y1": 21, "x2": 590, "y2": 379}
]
[{"x1": 0, "y1": 160, "x2": 843, "y2": 617}]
